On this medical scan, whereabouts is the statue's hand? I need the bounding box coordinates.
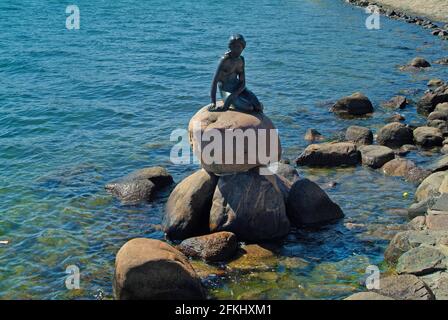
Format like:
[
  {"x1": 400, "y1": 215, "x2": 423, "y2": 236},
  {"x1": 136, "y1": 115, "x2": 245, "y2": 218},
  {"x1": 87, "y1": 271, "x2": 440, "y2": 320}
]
[{"x1": 207, "y1": 102, "x2": 217, "y2": 111}]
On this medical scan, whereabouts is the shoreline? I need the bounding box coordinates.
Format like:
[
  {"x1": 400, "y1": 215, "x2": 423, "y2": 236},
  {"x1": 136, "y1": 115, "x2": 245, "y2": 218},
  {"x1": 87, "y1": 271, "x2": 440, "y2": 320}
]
[{"x1": 345, "y1": 0, "x2": 448, "y2": 40}]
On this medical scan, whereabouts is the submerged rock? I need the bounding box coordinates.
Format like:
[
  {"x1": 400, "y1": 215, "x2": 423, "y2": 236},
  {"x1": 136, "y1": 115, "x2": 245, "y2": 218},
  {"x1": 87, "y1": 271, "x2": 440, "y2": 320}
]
[
  {"x1": 304, "y1": 128, "x2": 324, "y2": 142},
  {"x1": 359, "y1": 145, "x2": 395, "y2": 169},
  {"x1": 377, "y1": 122, "x2": 414, "y2": 148},
  {"x1": 382, "y1": 96, "x2": 407, "y2": 109},
  {"x1": 105, "y1": 166, "x2": 173, "y2": 203},
  {"x1": 413, "y1": 126, "x2": 443, "y2": 148},
  {"x1": 344, "y1": 292, "x2": 394, "y2": 300},
  {"x1": 345, "y1": 125, "x2": 373, "y2": 145},
  {"x1": 286, "y1": 178, "x2": 344, "y2": 226},
  {"x1": 178, "y1": 231, "x2": 238, "y2": 262},
  {"x1": 188, "y1": 104, "x2": 281, "y2": 174},
  {"x1": 114, "y1": 238, "x2": 205, "y2": 300},
  {"x1": 295, "y1": 142, "x2": 360, "y2": 167},
  {"x1": 163, "y1": 169, "x2": 218, "y2": 240},
  {"x1": 410, "y1": 57, "x2": 431, "y2": 68},
  {"x1": 428, "y1": 79, "x2": 445, "y2": 87},
  {"x1": 209, "y1": 169, "x2": 290, "y2": 242},
  {"x1": 373, "y1": 275, "x2": 434, "y2": 300},
  {"x1": 330, "y1": 92, "x2": 374, "y2": 116}
]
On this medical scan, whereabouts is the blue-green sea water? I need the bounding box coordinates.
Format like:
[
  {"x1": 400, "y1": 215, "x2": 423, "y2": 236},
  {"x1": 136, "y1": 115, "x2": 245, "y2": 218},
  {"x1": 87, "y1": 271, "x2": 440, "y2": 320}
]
[{"x1": 1, "y1": 0, "x2": 447, "y2": 299}]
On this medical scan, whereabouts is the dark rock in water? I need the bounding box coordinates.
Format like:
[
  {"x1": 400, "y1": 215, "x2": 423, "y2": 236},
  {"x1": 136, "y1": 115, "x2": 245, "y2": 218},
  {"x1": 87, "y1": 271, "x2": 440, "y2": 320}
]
[
  {"x1": 344, "y1": 292, "x2": 394, "y2": 300},
  {"x1": 410, "y1": 57, "x2": 431, "y2": 68},
  {"x1": 381, "y1": 158, "x2": 416, "y2": 177},
  {"x1": 286, "y1": 178, "x2": 344, "y2": 226},
  {"x1": 413, "y1": 126, "x2": 443, "y2": 148},
  {"x1": 209, "y1": 170, "x2": 290, "y2": 242},
  {"x1": 396, "y1": 246, "x2": 446, "y2": 276},
  {"x1": 295, "y1": 142, "x2": 360, "y2": 167},
  {"x1": 429, "y1": 155, "x2": 448, "y2": 172},
  {"x1": 114, "y1": 238, "x2": 205, "y2": 300},
  {"x1": 304, "y1": 128, "x2": 324, "y2": 142},
  {"x1": 385, "y1": 113, "x2": 405, "y2": 123},
  {"x1": 382, "y1": 96, "x2": 407, "y2": 109},
  {"x1": 373, "y1": 275, "x2": 434, "y2": 300},
  {"x1": 178, "y1": 231, "x2": 238, "y2": 262},
  {"x1": 427, "y1": 119, "x2": 448, "y2": 135},
  {"x1": 163, "y1": 169, "x2": 218, "y2": 240},
  {"x1": 377, "y1": 122, "x2": 414, "y2": 148},
  {"x1": 330, "y1": 92, "x2": 374, "y2": 116},
  {"x1": 359, "y1": 145, "x2": 395, "y2": 169},
  {"x1": 105, "y1": 166, "x2": 173, "y2": 203},
  {"x1": 345, "y1": 125, "x2": 373, "y2": 145},
  {"x1": 417, "y1": 85, "x2": 448, "y2": 115}
]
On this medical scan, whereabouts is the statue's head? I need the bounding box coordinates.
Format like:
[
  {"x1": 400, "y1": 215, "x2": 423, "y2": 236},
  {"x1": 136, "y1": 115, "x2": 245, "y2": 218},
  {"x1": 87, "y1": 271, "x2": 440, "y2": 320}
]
[{"x1": 227, "y1": 34, "x2": 246, "y2": 57}]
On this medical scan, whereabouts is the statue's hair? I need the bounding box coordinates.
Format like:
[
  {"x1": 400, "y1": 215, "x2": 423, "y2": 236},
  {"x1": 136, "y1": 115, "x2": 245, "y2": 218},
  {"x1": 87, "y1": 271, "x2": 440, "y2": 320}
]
[{"x1": 228, "y1": 34, "x2": 246, "y2": 49}]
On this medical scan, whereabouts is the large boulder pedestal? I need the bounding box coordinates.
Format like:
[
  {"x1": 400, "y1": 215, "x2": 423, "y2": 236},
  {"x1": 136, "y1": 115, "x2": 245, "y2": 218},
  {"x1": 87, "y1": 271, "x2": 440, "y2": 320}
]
[{"x1": 188, "y1": 103, "x2": 281, "y2": 175}]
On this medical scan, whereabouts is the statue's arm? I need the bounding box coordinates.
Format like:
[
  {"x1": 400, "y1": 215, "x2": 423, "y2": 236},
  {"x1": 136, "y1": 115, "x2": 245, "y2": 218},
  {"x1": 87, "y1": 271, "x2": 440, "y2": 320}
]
[{"x1": 210, "y1": 58, "x2": 224, "y2": 105}]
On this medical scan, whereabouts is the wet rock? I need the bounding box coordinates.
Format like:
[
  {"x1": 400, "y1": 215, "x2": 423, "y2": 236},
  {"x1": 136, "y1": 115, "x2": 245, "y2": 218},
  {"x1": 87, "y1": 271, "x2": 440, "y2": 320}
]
[
  {"x1": 209, "y1": 169, "x2": 290, "y2": 242},
  {"x1": 385, "y1": 230, "x2": 448, "y2": 264},
  {"x1": 413, "y1": 126, "x2": 443, "y2": 148},
  {"x1": 227, "y1": 244, "x2": 278, "y2": 272},
  {"x1": 408, "y1": 216, "x2": 426, "y2": 231},
  {"x1": 381, "y1": 158, "x2": 416, "y2": 177},
  {"x1": 377, "y1": 122, "x2": 414, "y2": 148},
  {"x1": 345, "y1": 125, "x2": 373, "y2": 145},
  {"x1": 427, "y1": 110, "x2": 448, "y2": 121},
  {"x1": 396, "y1": 246, "x2": 446, "y2": 275},
  {"x1": 270, "y1": 162, "x2": 299, "y2": 184},
  {"x1": 188, "y1": 104, "x2": 281, "y2": 174},
  {"x1": 429, "y1": 155, "x2": 448, "y2": 172},
  {"x1": 417, "y1": 85, "x2": 448, "y2": 115},
  {"x1": 420, "y1": 271, "x2": 448, "y2": 300},
  {"x1": 386, "y1": 113, "x2": 405, "y2": 123},
  {"x1": 426, "y1": 214, "x2": 448, "y2": 231},
  {"x1": 344, "y1": 292, "x2": 394, "y2": 300},
  {"x1": 435, "y1": 58, "x2": 448, "y2": 65},
  {"x1": 415, "y1": 171, "x2": 448, "y2": 202},
  {"x1": 428, "y1": 79, "x2": 445, "y2": 87},
  {"x1": 373, "y1": 275, "x2": 434, "y2": 300},
  {"x1": 286, "y1": 178, "x2": 344, "y2": 226},
  {"x1": 382, "y1": 96, "x2": 407, "y2": 109},
  {"x1": 330, "y1": 92, "x2": 374, "y2": 116},
  {"x1": 105, "y1": 166, "x2": 173, "y2": 203},
  {"x1": 304, "y1": 128, "x2": 324, "y2": 142},
  {"x1": 295, "y1": 142, "x2": 360, "y2": 167},
  {"x1": 435, "y1": 102, "x2": 448, "y2": 113},
  {"x1": 397, "y1": 144, "x2": 417, "y2": 156},
  {"x1": 427, "y1": 120, "x2": 448, "y2": 135},
  {"x1": 163, "y1": 169, "x2": 218, "y2": 240},
  {"x1": 359, "y1": 145, "x2": 395, "y2": 169},
  {"x1": 410, "y1": 57, "x2": 431, "y2": 68},
  {"x1": 114, "y1": 238, "x2": 205, "y2": 300},
  {"x1": 178, "y1": 231, "x2": 238, "y2": 262}
]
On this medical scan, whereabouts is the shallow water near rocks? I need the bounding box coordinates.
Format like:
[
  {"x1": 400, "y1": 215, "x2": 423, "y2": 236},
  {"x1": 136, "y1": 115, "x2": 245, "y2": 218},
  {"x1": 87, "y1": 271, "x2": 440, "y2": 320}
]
[{"x1": 1, "y1": 0, "x2": 448, "y2": 299}]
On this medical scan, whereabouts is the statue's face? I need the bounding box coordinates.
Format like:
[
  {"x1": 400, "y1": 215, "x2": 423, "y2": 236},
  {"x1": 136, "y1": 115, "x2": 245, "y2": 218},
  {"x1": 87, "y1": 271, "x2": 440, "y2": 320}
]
[{"x1": 229, "y1": 42, "x2": 244, "y2": 57}]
